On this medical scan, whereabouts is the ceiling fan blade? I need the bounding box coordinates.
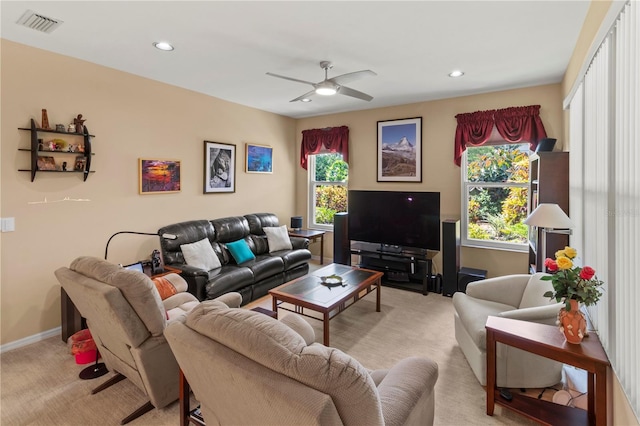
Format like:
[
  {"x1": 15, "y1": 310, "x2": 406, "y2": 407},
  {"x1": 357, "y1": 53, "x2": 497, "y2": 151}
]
[
  {"x1": 337, "y1": 86, "x2": 373, "y2": 102},
  {"x1": 329, "y1": 70, "x2": 377, "y2": 85},
  {"x1": 266, "y1": 72, "x2": 316, "y2": 86},
  {"x1": 290, "y1": 90, "x2": 316, "y2": 103}
]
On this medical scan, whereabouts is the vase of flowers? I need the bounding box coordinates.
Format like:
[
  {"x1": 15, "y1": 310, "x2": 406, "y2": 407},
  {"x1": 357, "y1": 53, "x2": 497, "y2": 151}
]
[{"x1": 542, "y1": 246, "x2": 604, "y2": 344}]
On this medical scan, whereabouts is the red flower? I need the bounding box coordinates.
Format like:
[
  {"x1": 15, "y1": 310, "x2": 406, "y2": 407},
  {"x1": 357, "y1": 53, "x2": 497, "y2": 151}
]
[
  {"x1": 544, "y1": 258, "x2": 558, "y2": 272},
  {"x1": 580, "y1": 266, "x2": 596, "y2": 280}
]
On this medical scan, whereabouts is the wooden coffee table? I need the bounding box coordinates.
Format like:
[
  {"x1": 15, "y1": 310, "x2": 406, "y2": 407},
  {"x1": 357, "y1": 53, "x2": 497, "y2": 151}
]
[{"x1": 269, "y1": 263, "x2": 383, "y2": 346}]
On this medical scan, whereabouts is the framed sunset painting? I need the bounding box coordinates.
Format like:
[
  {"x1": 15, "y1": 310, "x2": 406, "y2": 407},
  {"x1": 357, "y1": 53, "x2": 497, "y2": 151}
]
[{"x1": 138, "y1": 158, "x2": 181, "y2": 194}]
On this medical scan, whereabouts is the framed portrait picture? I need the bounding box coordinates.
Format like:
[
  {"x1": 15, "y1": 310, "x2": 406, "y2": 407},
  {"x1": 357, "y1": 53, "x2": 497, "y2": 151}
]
[
  {"x1": 204, "y1": 141, "x2": 236, "y2": 193},
  {"x1": 37, "y1": 156, "x2": 56, "y2": 171},
  {"x1": 377, "y1": 117, "x2": 422, "y2": 182},
  {"x1": 245, "y1": 143, "x2": 273, "y2": 173},
  {"x1": 138, "y1": 158, "x2": 181, "y2": 194}
]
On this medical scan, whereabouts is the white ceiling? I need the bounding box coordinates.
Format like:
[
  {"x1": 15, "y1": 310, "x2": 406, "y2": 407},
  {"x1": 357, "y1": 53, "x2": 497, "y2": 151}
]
[{"x1": 1, "y1": 1, "x2": 591, "y2": 119}]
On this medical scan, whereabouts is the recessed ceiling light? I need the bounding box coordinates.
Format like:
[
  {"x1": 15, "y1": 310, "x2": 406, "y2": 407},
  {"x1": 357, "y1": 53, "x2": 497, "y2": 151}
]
[
  {"x1": 153, "y1": 41, "x2": 174, "y2": 51},
  {"x1": 449, "y1": 70, "x2": 464, "y2": 78},
  {"x1": 301, "y1": 98, "x2": 312, "y2": 103}
]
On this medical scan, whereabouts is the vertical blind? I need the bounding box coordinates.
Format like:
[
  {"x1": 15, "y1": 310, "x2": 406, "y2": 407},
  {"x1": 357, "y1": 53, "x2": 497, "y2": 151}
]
[{"x1": 567, "y1": 1, "x2": 639, "y2": 421}]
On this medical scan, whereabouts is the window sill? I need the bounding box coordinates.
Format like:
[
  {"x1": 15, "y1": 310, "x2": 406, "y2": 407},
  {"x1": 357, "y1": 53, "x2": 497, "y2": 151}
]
[{"x1": 462, "y1": 242, "x2": 528, "y2": 254}]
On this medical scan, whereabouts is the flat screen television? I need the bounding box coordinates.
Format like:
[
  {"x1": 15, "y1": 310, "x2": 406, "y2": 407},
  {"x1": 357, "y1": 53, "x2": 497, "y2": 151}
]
[{"x1": 348, "y1": 190, "x2": 440, "y2": 251}]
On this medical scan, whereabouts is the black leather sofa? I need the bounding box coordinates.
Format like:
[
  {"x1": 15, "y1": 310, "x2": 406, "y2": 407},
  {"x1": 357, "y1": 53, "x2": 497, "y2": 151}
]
[{"x1": 158, "y1": 213, "x2": 311, "y2": 304}]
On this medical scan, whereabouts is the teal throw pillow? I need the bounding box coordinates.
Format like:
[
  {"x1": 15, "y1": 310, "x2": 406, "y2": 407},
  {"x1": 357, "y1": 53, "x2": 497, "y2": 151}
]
[{"x1": 226, "y1": 239, "x2": 256, "y2": 264}]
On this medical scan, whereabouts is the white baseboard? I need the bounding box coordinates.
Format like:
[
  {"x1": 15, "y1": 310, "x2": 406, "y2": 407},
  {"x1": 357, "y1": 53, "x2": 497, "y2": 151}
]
[{"x1": 0, "y1": 327, "x2": 61, "y2": 353}]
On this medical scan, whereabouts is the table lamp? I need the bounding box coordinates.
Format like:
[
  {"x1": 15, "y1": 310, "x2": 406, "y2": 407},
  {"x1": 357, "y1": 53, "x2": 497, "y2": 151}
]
[
  {"x1": 524, "y1": 203, "x2": 574, "y2": 265},
  {"x1": 291, "y1": 216, "x2": 303, "y2": 231}
]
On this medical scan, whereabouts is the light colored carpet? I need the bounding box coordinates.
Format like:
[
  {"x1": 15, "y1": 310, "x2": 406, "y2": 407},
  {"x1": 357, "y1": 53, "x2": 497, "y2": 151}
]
[{"x1": 1, "y1": 283, "x2": 537, "y2": 425}]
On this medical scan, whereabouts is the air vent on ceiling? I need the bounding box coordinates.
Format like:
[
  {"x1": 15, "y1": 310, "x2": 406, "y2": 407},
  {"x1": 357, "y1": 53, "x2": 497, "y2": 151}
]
[{"x1": 16, "y1": 10, "x2": 63, "y2": 34}]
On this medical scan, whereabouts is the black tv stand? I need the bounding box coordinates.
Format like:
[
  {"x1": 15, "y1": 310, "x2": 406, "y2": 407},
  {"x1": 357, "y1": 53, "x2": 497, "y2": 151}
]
[
  {"x1": 350, "y1": 241, "x2": 438, "y2": 295},
  {"x1": 379, "y1": 243, "x2": 403, "y2": 254}
]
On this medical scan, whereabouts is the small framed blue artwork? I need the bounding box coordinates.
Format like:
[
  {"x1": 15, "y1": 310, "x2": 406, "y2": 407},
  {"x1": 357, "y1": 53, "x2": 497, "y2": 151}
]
[{"x1": 245, "y1": 143, "x2": 273, "y2": 174}]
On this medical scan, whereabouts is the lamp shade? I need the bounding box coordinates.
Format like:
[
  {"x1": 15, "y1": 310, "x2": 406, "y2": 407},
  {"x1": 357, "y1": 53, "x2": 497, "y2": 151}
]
[
  {"x1": 524, "y1": 203, "x2": 574, "y2": 229},
  {"x1": 290, "y1": 216, "x2": 303, "y2": 230}
]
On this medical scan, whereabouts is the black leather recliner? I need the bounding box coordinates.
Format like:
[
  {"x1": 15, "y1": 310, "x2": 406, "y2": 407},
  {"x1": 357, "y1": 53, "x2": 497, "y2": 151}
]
[{"x1": 158, "y1": 213, "x2": 311, "y2": 304}]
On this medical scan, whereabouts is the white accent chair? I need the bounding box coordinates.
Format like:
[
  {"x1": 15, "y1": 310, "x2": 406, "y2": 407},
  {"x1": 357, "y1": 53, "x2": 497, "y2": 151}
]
[{"x1": 453, "y1": 273, "x2": 564, "y2": 388}]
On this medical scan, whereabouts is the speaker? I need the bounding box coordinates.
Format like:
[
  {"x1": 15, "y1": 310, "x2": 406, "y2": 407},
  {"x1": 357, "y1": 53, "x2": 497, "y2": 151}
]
[
  {"x1": 290, "y1": 216, "x2": 303, "y2": 230},
  {"x1": 457, "y1": 267, "x2": 487, "y2": 293},
  {"x1": 442, "y1": 219, "x2": 460, "y2": 297},
  {"x1": 333, "y1": 213, "x2": 350, "y2": 265},
  {"x1": 536, "y1": 138, "x2": 557, "y2": 152}
]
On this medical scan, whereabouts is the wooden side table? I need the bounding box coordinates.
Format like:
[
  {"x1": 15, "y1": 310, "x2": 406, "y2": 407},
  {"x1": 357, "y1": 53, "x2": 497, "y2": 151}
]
[
  {"x1": 486, "y1": 316, "x2": 610, "y2": 426},
  {"x1": 288, "y1": 229, "x2": 326, "y2": 264}
]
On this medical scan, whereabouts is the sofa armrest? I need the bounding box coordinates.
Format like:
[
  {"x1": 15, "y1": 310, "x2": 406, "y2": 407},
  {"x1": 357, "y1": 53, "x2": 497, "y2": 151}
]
[
  {"x1": 498, "y1": 302, "x2": 563, "y2": 324},
  {"x1": 167, "y1": 264, "x2": 209, "y2": 301},
  {"x1": 290, "y1": 237, "x2": 310, "y2": 249},
  {"x1": 466, "y1": 274, "x2": 531, "y2": 307},
  {"x1": 377, "y1": 357, "x2": 438, "y2": 426},
  {"x1": 212, "y1": 292, "x2": 243, "y2": 308}
]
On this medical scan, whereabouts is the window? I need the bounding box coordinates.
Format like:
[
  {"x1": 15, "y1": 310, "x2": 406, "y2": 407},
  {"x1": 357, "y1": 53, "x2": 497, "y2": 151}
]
[
  {"x1": 461, "y1": 142, "x2": 530, "y2": 251},
  {"x1": 307, "y1": 153, "x2": 348, "y2": 230}
]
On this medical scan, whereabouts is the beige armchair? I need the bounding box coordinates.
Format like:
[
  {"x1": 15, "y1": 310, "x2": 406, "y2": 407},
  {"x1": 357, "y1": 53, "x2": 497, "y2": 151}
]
[
  {"x1": 54, "y1": 256, "x2": 242, "y2": 424},
  {"x1": 453, "y1": 273, "x2": 564, "y2": 389},
  {"x1": 165, "y1": 300, "x2": 439, "y2": 425}
]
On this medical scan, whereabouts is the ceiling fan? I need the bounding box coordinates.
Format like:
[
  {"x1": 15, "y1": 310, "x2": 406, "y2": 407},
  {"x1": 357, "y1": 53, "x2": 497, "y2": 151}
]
[{"x1": 266, "y1": 61, "x2": 377, "y2": 102}]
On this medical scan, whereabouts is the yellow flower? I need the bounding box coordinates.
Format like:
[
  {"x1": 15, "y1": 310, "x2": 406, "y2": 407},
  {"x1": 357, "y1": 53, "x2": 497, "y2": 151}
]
[
  {"x1": 555, "y1": 249, "x2": 567, "y2": 259},
  {"x1": 563, "y1": 246, "x2": 578, "y2": 259},
  {"x1": 556, "y1": 256, "x2": 573, "y2": 270}
]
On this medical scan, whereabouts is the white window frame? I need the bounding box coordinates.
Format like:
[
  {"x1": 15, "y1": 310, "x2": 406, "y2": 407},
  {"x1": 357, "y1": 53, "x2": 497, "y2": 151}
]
[
  {"x1": 307, "y1": 154, "x2": 347, "y2": 231},
  {"x1": 460, "y1": 143, "x2": 530, "y2": 252}
]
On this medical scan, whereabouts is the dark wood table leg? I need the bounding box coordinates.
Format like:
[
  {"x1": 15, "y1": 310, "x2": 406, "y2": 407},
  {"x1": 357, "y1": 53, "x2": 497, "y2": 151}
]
[
  {"x1": 323, "y1": 311, "x2": 330, "y2": 346},
  {"x1": 376, "y1": 278, "x2": 381, "y2": 312},
  {"x1": 594, "y1": 366, "x2": 607, "y2": 426},
  {"x1": 180, "y1": 369, "x2": 190, "y2": 426},
  {"x1": 486, "y1": 328, "x2": 496, "y2": 416},
  {"x1": 320, "y1": 234, "x2": 324, "y2": 264},
  {"x1": 272, "y1": 296, "x2": 278, "y2": 319}
]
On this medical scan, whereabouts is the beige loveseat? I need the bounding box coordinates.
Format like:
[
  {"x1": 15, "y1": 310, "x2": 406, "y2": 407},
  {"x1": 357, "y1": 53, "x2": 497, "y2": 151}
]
[
  {"x1": 453, "y1": 273, "x2": 564, "y2": 389},
  {"x1": 55, "y1": 256, "x2": 242, "y2": 424},
  {"x1": 165, "y1": 300, "x2": 439, "y2": 425}
]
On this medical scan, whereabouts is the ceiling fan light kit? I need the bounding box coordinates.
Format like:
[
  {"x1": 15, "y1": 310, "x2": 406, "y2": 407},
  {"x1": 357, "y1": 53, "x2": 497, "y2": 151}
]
[{"x1": 266, "y1": 61, "x2": 376, "y2": 103}]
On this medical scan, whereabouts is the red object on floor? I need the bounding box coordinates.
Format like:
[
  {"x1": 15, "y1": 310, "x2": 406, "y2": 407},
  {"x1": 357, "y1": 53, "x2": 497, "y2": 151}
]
[{"x1": 75, "y1": 348, "x2": 97, "y2": 364}]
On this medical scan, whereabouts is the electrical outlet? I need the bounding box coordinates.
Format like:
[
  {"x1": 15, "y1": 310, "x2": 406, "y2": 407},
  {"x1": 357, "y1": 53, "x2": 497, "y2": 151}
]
[{"x1": 1, "y1": 217, "x2": 16, "y2": 232}]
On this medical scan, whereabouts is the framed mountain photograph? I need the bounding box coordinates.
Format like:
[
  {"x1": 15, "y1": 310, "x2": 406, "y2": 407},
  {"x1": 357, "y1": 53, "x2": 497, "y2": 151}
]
[{"x1": 377, "y1": 117, "x2": 422, "y2": 182}]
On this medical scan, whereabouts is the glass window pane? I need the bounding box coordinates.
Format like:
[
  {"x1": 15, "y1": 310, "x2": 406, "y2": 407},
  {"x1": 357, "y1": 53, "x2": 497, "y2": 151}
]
[
  {"x1": 466, "y1": 143, "x2": 530, "y2": 183},
  {"x1": 314, "y1": 184, "x2": 347, "y2": 225},
  {"x1": 313, "y1": 153, "x2": 347, "y2": 182},
  {"x1": 467, "y1": 185, "x2": 528, "y2": 244}
]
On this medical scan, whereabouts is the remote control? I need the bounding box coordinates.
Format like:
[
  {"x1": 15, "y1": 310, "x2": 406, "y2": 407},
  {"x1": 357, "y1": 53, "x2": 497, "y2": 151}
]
[{"x1": 499, "y1": 388, "x2": 513, "y2": 401}]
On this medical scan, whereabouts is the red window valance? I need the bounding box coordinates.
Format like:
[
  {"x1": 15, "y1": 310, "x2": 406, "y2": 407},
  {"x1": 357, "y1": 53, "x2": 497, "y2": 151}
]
[
  {"x1": 300, "y1": 126, "x2": 349, "y2": 170},
  {"x1": 454, "y1": 105, "x2": 547, "y2": 166}
]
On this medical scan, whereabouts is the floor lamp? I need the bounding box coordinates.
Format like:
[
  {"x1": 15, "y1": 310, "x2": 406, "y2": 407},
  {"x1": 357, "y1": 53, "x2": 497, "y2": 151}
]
[
  {"x1": 524, "y1": 203, "x2": 575, "y2": 269},
  {"x1": 79, "y1": 231, "x2": 177, "y2": 380}
]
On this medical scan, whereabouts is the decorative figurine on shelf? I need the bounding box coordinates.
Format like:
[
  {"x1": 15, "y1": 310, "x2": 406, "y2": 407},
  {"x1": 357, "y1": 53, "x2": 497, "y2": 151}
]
[
  {"x1": 68, "y1": 124, "x2": 76, "y2": 133},
  {"x1": 41, "y1": 109, "x2": 50, "y2": 129},
  {"x1": 74, "y1": 114, "x2": 86, "y2": 134},
  {"x1": 56, "y1": 124, "x2": 66, "y2": 132},
  {"x1": 62, "y1": 161, "x2": 67, "y2": 171}
]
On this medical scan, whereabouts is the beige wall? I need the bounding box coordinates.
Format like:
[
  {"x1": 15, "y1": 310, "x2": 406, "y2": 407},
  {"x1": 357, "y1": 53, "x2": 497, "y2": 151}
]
[
  {"x1": 0, "y1": 40, "x2": 297, "y2": 344},
  {"x1": 295, "y1": 83, "x2": 564, "y2": 277}
]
